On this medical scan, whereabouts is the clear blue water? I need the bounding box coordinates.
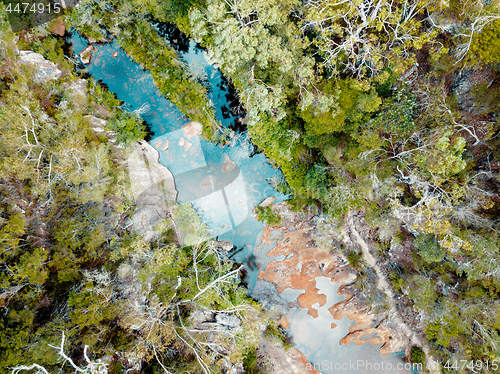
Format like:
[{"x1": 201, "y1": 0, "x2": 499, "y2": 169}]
[
  {"x1": 68, "y1": 30, "x2": 416, "y2": 374},
  {"x1": 69, "y1": 31, "x2": 287, "y2": 284}
]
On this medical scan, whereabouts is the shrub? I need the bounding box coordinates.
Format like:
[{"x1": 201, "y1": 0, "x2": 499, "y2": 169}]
[
  {"x1": 410, "y1": 346, "x2": 425, "y2": 366},
  {"x1": 470, "y1": 19, "x2": 500, "y2": 64},
  {"x1": 106, "y1": 111, "x2": 147, "y2": 144},
  {"x1": 255, "y1": 205, "x2": 282, "y2": 226},
  {"x1": 413, "y1": 233, "x2": 446, "y2": 264}
]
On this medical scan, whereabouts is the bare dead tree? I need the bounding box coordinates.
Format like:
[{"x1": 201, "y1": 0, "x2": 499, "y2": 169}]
[
  {"x1": 303, "y1": 0, "x2": 428, "y2": 77},
  {"x1": 10, "y1": 332, "x2": 108, "y2": 374},
  {"x1": 453, "y1": 14, "x2": 500, "y2": 63}
]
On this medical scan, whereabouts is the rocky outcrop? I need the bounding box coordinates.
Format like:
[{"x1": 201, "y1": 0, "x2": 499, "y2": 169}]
[
  {"x1": 84, "y1": 114, "x2": 178, "y2": 242},
  {"x1": 84, "y1": 115, "x2": 116, "y2": 143},
  {"x1": 258, "y1": 203, "x2": 417, "y2": 359},
  {"x1": 222, "y1": 154, "x2": 236, "y2": 173},
  {"x1": 72, "y1": 74, "x2": 178, "y2": 242},
  {"x1": 19, "y1": 51, "x2": 62, "y2": 84},
  {"x1": 79, "y1": 45, "x2": 94, "y2": 64},
  {"x1": 126, "y1": 140, "x2": 178, "y2": 241}
]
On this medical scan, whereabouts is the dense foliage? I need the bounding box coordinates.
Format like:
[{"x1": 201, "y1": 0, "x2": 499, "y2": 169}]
[
  {"x1": 0, "y1": 6, "x2": 262, "y2": 373},
  {"x1": 152, "y1": 0, "x2": 500, "y2": 370},
  {"x1": 2, "y1": 0, "x2": 500, "y2": 372}
]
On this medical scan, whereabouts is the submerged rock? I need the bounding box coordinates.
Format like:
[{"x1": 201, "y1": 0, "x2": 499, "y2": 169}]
[
  {"x1": 19, "y1": 51, "x2": 62, "y2": 84},
  {"x1": 159, "y1": 140, "x2": 169, "y2": 151},
  {"x1": 183, "y1": 140, "x2": 192, "y2": 151},
  {"x1": 222, "y1": 154, "x2": 236, "y2": 173},
  {"x1": 182, "y1": 121, "x2": 203, "y2": 138}
]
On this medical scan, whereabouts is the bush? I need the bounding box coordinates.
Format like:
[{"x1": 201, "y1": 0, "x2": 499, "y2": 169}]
[
  {"x1": 470, "y1": 19, "x2": 500, "y2": 64},
  {"x1": 106, "y1": 111, "x2": 147, "y2": 144},
  {"x1": 413, "y1": 233, "x2": 446, "y2": 264},
  {"x1": 347, "y1": 250, "x2": 364, "y2": 269},
  {"x1": 243, "y1": 348, "x2": 261, "y2": 374},
  {"x1": 255, "y1": 205, "x2": 282, "y2": 226},
  {"x1": 410, "y1": 346, "x2": 425, "y2": 366}
]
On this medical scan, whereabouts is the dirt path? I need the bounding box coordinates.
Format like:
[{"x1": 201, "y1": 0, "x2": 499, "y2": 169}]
[{"x1": 346, "y1": 211, "x2": 441, "y2": 374}]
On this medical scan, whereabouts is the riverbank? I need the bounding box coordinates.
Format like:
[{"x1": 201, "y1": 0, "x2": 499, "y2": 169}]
[
  {"x1": 345, "y1": 211, "x2": 441, "y2": 373},
  {"x1": 257, "y1": 203, "x2": 416, "y2": 367}
]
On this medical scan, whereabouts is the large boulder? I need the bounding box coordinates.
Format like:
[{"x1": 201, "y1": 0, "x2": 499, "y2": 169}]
[
  {"x1": 127, "y1": 141, "x2": 178, "y2": 241},
  {"x1": 79, "y1": 45, "x2": 94, "y2": 64},
  {"x1": 48, "y1": 17, "x2": 66, "y2": 36},
  {"x1": 19, "y1": 51, "x2": 62, "y2": 84},
  {"x1": 181, "y1": 121, "x2": 203, "y2": 138}
]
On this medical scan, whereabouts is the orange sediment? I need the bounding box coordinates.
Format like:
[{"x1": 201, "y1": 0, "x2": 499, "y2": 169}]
[{"x1": 258, "y1": 203, "x2": 402, "y2": 356}]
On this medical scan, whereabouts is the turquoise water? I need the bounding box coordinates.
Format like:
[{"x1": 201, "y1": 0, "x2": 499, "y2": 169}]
[
  {"x1": 69, "y1": 32, "x2": 287, "y2": 282},
  {"x1": 68, "y1": 30, "x2": 415, "y2": 374}
]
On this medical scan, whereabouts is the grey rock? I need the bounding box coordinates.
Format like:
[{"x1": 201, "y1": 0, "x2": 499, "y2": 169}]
[
  {"x1": 258, "y1": 196, "x2": 276, "y2": 208},
  {"x1": 127, "y1": 141, "x2": 178, "y2": 241},
  {"x1": 66, "y1": 79, "x2": 88, "y2": 109},
  {"x1": 68, "y1": 79, "x2": 87, "y2": 100},
  {"x1": 84, "y1": 115, "x2": 116, "y2": 143},
  {"x1": 215, "y1": 313, "x2": 241, "y2": 330},
  {"x1": 252, "y1": 196, "x2": 276, "y2": 213},
  {"x1": 214, "y1": 240, "x2": 234, "y2": 252},
  {"x1": 19, "y1": 51, "x2": 62, "y2": 84}
]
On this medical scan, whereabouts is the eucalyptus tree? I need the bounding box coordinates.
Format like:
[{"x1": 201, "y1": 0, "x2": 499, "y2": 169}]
[
  {"x1": 302, "y1": 0, "x2": 444, "y2": 77},
  {"x1": 188, "y1": 0, "x2": 338, "y2": 125}
]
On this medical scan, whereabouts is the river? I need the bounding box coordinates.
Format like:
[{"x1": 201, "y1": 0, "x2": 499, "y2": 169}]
[{"x1": 68, "y1": 26, "x2": 415, "y2": 374}]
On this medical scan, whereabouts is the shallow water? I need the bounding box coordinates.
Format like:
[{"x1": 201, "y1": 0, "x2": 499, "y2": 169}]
[
  {"x1": 279, "y1": 277, "x2": 410, "y2": 374},
  {"x1": 68, "y1": 30, "x2": 416, "y2": 374}
]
